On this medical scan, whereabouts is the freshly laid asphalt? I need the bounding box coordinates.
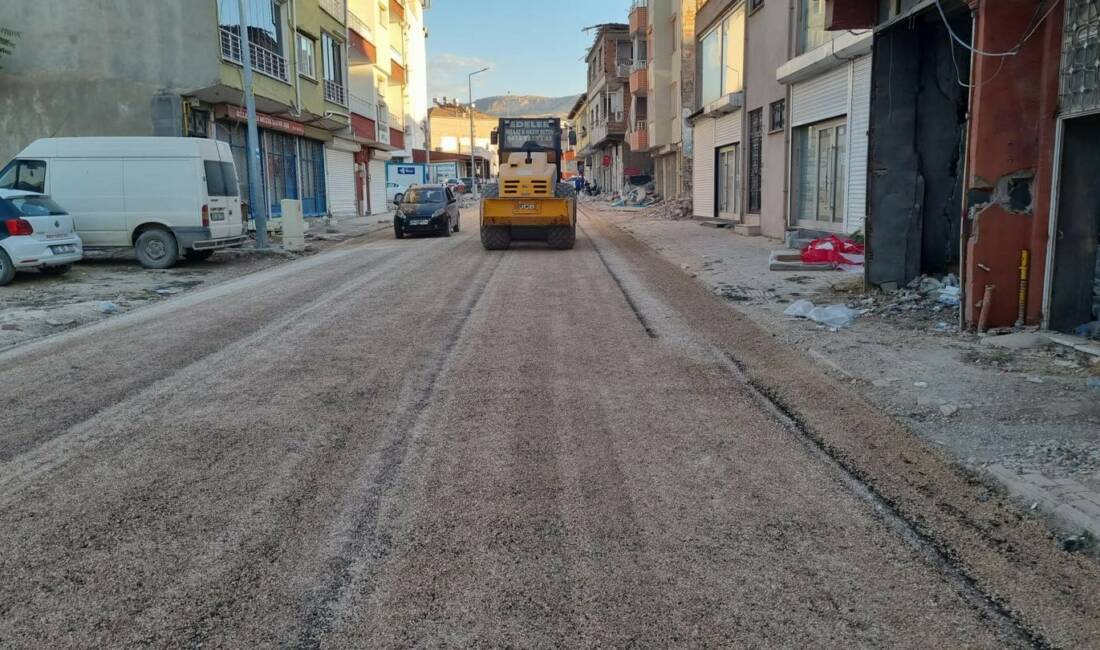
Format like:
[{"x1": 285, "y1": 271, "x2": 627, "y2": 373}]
[{"x1": 0, "y1": 207, "x2": 1095, "y2": 648}]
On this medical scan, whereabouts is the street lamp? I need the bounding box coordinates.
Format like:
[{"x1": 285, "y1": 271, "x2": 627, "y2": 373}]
[{"x1": 468, "y1": 67, "x2": 489, "y2": 200}]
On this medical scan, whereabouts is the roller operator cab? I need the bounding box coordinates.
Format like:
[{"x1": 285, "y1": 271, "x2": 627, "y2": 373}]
[{"x1": 480, "y1": 118, "x2": 576, "y2": 250}]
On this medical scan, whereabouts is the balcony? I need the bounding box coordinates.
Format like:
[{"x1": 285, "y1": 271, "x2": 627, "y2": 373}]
[
  {"x1": 390, "y1": 57, "x2": 406, "y2": 85},
  {"x1": 627, "y1": 120, "x2": 648, "y2": 151},
  {"x1": 320, "y1": 0, "x2": 345, "y2": 21},
  {"x1": 219, "y1": 27, "x2": 288, "y2": 83},
  {"x1": 629, "y1": 63, "x2": 648, "y2": 96},
  {"x1": 629, "y1": 1, "x2": 648, "y2": 34},
  {"x1": 389, "y1": 0, "x2": 406, "y2": 23},
  {"x1": 590, "y1": 112, "x2": 627, "y2": 146},
  {"x1": 376, "y1": 107, "x2": 391, "y2": 145},
  {"x1": 324, "y1": 79, "x2": 347, "y2": 105},
  {"x1": 615, "y1": 62, "x2": 632, "y2": 79}
]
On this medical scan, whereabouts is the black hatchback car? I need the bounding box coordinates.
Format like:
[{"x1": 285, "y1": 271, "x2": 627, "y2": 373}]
[{"x1": 394, "y1": 185, "x2": 460, "y2": 238}]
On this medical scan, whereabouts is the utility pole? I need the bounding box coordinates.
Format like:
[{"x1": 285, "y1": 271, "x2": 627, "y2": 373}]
[
  {"x1": 237, "y1": 0, "x2": 268, "y2": 249},
  {"x1": 468, "y1": 67, "x2": 489, "y2": 200}
]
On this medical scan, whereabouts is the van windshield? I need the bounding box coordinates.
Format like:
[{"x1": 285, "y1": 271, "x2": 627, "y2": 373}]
[
  {"x1": 0, "y1": 160, "x2": 47, "y2": 194},
  {"x1": 204, "y1": 161, "x2": 239, "y2": 197}
]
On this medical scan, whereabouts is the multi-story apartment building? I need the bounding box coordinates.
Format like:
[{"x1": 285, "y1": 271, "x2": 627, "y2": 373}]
[
  {"x1": 775, "y1": 0, "x2": 871, "y2": 238},
  {"x1": 635, "y1": 1, "x2": 697, "y2": 202},
  {"x1": 688, "y1": 1, "x2": 746, "y2": 224},
  {"x1": 427, "y1": 100, "x2": 498, "y2": 177},
  {"x1": 1, "y1": 0, "x2": 355, "y2": 219},
  {"x1": 0, "y1": 0, "x2": 428, "y2": 221},
  {"x1": 346, "y1": 0, "x2": 429, "y2": 214},
  {"x1": 583, "y1": 24, "x2": 649, "y2": 195}
]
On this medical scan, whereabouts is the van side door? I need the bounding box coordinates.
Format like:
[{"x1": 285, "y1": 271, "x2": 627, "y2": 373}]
[{"x1": 50, "y1": 159, "x2": 127, "y2": 247}]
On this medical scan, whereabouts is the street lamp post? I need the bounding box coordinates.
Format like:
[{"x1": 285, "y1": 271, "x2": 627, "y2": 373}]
[
  {"x1": 468, "y1": 67, "x2": 489, "y2": 200},
  {"x1": 236, "y1": 0, "x2": 268, "y2": 249}
]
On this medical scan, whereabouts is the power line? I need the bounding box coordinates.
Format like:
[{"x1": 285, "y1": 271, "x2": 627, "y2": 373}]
[{"x1": 935, "y1": 0, "x2": 1062, "y2": 58}]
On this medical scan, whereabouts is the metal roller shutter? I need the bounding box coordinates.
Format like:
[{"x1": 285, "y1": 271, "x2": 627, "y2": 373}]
[
  {"x1": 714, "y1": 109, "x2": 742, "y2": 146},
  {"x1": 791, "y1": 64, "x2": 850, "y2": 127},
  {"x1": 693, "y1": 117, "x2": 715, "y2": 219},
  {"x1": 368, "y1": 159, "x2": 387, "y2": 215},
  {"x1": 846, "y1": 56, "x2": 872, "y2": 234},
  {"x1": 325, "y1": 146, "x2": 357, "y2": 217}
]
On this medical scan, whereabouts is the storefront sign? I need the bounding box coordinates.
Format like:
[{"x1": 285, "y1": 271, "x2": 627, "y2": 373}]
[
  {"x1": 602, "y1": 155, "x2": 611, "y2": 167},
  {"x1": 217, "y1": 104, "x2": 305, "y2": 136}
]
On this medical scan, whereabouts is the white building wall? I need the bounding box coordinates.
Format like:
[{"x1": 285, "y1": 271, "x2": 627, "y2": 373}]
[{"x1": 404, "y1": 2, "x2": 429, "y2": 152}]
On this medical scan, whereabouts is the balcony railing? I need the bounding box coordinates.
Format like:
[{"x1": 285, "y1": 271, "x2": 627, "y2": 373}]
[
  {"x1": 377, "y1": 105, "x2": 391, "y2": 144},
  {"x1": 324, "y1": 79, "x2": 347, "y2": 105},
  {"x1": 220, "y1": 27, "x2": 289, "y2": 83},
  {"x1": 348, "y1": 10, "x2": 371, "y2": 40},
  {"x1": 388, "y1": 111, "x2": 402, "y2": 128},
  {"x1": 632, "y1": 60, "x2": 648, "y2": 72},
  {"x1": 320, "y1": 0, "x2": 346, "y2": 20}
]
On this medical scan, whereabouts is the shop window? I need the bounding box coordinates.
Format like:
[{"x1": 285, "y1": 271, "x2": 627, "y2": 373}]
[
  {"x1": 717, "y1": 144, "x2": 740, "y2": 220},
  {"x1": 264, "y1": 131, "x2": 299, "y2": 217},
  {"x1": 299, "y1": 139, "x2": 327, "y2": 216},
  {"x1": 794, "y1": 117, "x2": 847, "y2": 224}
]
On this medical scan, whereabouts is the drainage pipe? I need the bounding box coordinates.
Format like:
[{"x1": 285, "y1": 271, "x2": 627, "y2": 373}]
[
  {"x1": 978, "y1": 284, "x2": 995, "y2": 333},
  {"x1": 1015, "y1": 249, "x2": 1029, "y2": 328}
]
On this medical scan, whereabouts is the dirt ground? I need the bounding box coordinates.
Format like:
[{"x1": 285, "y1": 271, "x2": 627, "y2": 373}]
[
  {"x1": 0, "y1": 218, "x2": 390, "y2": 352},
  {"x1": 590, "y1": 200, "x2": 1100, "y2": 543}
]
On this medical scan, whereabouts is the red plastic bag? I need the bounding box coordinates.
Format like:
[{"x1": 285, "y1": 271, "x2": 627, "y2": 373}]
[{"x1": 801, "y1": 235, "x2": 865, "y2": 266}]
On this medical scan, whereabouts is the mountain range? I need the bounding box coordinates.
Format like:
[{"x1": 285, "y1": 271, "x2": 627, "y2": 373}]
[{"x1": 472, "y1": 95, "x2": 582, "y2": 119}]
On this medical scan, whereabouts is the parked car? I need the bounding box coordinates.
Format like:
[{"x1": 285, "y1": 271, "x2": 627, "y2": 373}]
[
  {"x1": 0, "y1": 137, "x2": 247, "y2": 269},
  {"x1": 444, "y1": 178, "x2": 466, "y2": 194},
  {"x1": 0, "y1": 189, "x2": 83, "y2": 286},
  {"x1": 393, "y1": 185, "x2": 460, "y2": 239},
  {"x1": 460, "y1": 177, "x2": 479, "y2": 193},
  {"x1": 386, "y1": 181, "x2": 406, "y2": 205}
]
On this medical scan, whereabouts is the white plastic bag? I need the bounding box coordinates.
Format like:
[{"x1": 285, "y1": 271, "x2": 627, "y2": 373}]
[
  {"x1": 783, "y1": 299, "x2": 816, "y2": 318},
  {"x1": 807, "y1": 304, "x2": 859, "y2": 329}
]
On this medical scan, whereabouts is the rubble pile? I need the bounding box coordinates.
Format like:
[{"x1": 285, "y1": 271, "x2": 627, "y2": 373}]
[
  {"x1": 997, "y1": 439, "x2": 1100, "y2": 479},
  {"x1": 832, "y1": 273, "x2": 962, "y2": 332}
]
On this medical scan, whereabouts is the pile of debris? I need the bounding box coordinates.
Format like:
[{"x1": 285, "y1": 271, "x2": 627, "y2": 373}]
[
  {"x1": 830, "y1": 273, "x2": 962, "y2": 332},
  {"x1": 609, "y1": 182, "x2": 660, "y2": 208}
]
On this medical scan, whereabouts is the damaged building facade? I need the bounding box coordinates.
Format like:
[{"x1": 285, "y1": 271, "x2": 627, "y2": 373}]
[{"x1": 828, "y1": 0, "x2": 1098, "y2": 332}]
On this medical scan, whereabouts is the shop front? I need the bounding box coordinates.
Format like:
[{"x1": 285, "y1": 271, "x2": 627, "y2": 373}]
[{"x1": 213, "y1": 105, "x2": 328, "y2": 219}]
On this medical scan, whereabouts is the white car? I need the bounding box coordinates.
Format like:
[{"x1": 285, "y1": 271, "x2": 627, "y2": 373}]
[
  {"x1": 386, "y1": 181, "x2": 406, "y2": 205},
  {"x1": 0, "y1": 188, "x2": 83, "y2": 286}
]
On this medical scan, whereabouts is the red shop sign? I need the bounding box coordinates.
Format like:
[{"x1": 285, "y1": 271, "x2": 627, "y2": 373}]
[
  {"x1": 218, "y1": 104, "x2": 306, "y2": 137},
  {"x1": 602, "y1": 155, "x2": 611, "y2": 167}
]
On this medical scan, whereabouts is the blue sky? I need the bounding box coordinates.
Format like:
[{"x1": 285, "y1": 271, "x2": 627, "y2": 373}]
[{"x1": 425, "y1": 0, "x2": 632, "y2": 101}]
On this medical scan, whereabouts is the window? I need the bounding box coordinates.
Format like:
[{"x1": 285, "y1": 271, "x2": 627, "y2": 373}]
[
  {"x1": 769, "y1": 99, "x2": 786, "y2": 132},
  {"x1": 218, "y1": 0, "x2": 283, "y2": 53},
  {"x1": 297, "y1": 32, "x2": 316, "y2": 78},
  {"x1": 299, "y1": 139, "x2": 327, "y2": 216},
  {"x1": 798, "y1": 0, "x2": 833, "y2": 55},
  {"x1": 264, "y1": 131, "x2": 299, "y2": 217},
  {"x1": 203, "y1": 161, "x2": 240, "y2": 197},
  {"x1": 747, "y1": 109, "x2": 762, "y2": 214},
  {"x1": 322, "y1": 33, "x2": 344, "y2": 85},
  {"x1": 717, "y1": 144, "x2": 740, "y2": 219},
  {"x1": 750, "y1": 0, "x2": 765, "y2": 10},
  {"x1": 700, "y1": 5, "x2": 746, "y2": 105},
  {"x1": 795, "y1": 118, "x2": 847, "y2": 224},
  {"x1": 0, "y1": 160, "x2": 46, "y2": 194}
]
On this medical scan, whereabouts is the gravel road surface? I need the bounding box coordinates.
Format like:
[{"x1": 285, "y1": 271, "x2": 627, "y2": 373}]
[{"x1": 0, "y1": 208, "x2": 1094, "y2": 647}]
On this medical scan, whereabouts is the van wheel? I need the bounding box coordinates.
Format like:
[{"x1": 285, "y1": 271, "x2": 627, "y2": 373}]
[
  {"x1": 40, "y1": 264, "x2": 72, "y2": 276},
  {"x1": 0, "y1": 249, "x2": 15, "y2": 286},
  {"x1": 135, "y1": 228, "x2": 179, "y2": 269},
  {"x1": 185, "y1": 249, "x2": 214, "y2": 262}
]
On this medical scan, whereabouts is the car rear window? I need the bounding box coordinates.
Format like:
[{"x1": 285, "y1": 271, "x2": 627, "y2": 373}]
[
  {"x1": 203, "y1": 161, "x2": 239, "y2": 197},
  {"x1": 0, "y1": 196, "x2": 67, "y2": 218}
]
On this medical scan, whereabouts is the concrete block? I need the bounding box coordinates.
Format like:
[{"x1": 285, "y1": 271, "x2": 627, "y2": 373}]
[{"x1": 733, "y1": 224, "x2": 762, "y2": 237}]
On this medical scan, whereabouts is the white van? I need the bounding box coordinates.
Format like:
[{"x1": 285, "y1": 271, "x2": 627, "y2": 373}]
[{"x1": 0, "y1": 137, "x2": 247, "y2": 268}]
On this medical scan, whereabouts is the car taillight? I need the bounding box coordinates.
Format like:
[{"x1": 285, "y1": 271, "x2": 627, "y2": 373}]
[
  {"x1": 4, "y1": 219, "x2": 33, "y2": 236},
  {"x1": 201, "y1": 204, "x2": 209, "y2": 228}
]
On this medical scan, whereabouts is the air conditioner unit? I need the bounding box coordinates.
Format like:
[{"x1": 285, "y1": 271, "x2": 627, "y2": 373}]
[{"x1": 404, "y1": 124, "x2": 413, "y2": 135}]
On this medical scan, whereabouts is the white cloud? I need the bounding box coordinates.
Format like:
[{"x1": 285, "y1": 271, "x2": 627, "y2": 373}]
[{"x1": 428, "y1": 52, "x2": 494, "y2": 102}]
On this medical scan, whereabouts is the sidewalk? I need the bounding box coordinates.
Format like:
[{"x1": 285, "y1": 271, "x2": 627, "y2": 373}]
[{"x1": 585, "y1": 201, "x2": 1100, "y2": 550}]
